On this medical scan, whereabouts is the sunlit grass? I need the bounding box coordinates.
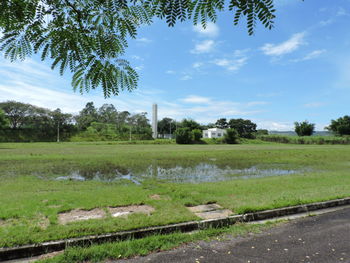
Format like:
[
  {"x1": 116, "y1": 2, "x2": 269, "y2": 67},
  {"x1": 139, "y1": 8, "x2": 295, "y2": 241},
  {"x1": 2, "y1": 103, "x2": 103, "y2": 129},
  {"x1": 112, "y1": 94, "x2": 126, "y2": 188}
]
[{"x1": 0, "y1": 142, "x2": 349, "y2": 247}]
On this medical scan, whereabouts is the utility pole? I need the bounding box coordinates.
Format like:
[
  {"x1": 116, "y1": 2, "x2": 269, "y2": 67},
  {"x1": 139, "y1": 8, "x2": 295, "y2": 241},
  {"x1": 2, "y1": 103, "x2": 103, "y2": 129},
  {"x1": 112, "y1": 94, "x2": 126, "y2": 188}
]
[
  {"x1": 169, "y1": 121, "x2": 172, "y2": 139},
  {"x1": 129, "y1": 125, "x2": 132, "y2": 141},
  {"x1": 57, "y1": 122, "x2": 60, "y2": 142}
]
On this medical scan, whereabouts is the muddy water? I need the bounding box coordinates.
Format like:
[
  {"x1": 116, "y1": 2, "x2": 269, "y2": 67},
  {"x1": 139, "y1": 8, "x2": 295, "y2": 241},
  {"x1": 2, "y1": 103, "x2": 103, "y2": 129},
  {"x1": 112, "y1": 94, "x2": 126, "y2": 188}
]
[{"x1": 54, "y1": 163, "x2": 304, "y2": 184}]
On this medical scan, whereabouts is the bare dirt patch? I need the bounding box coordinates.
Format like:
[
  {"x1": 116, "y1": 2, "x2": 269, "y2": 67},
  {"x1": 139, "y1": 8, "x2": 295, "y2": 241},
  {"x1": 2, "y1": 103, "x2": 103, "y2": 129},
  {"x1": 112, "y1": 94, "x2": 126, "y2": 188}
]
[
  {"x1": 187, "y1": 204, "x2": 233, "y2": 220},
  {"x1": 149, "y1": 194, "x2": 170, "y2": 200},
  {"x1": 0, "y1": 219, "x2": 7, "y2": 227},
  {"x1": 108, "y1": 205, "x2": 155, "y2": 218},
  {"x1": 58, "y1": 208, "x2": 106, "y2": 224},
  {"x1": 37, "y1": 215, "x2": 50, "y2": 230},
  {"x1": 149, "y1": 194, "x2": 162, "y2": 200}
]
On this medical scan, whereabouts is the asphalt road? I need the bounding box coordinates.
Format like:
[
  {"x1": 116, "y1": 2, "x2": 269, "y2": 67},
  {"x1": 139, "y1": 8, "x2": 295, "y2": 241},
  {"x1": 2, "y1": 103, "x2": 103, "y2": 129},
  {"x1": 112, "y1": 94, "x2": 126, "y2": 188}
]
[{"x1": 117, "y1": 207, "x2": 350, "y2": 263}]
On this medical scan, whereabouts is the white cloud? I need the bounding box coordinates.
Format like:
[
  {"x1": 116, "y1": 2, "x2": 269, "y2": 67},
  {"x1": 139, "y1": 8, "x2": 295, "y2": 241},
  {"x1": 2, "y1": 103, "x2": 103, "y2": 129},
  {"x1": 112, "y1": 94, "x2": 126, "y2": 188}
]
[
  {"x1": 166, "y1": 70, "x2": 176, "y2": 74},
  {"x1": 191, "y1": 40, "x2": 215, "y2": 54},
  {"x1": 234, "y1": 49, "x2": 250, "y2": 57},
  {"x1": 319, "y1": 19, "x2": 333, "y2": 26},
  {"x1": 180, "y1": 75, "x2": 192, "y2": 81},
  {"x1": 261, "y1": 32, "x2": 306, "y2": 56},
  {"x1": 257, "y1": 121, "x2": 293, "y2": 131},
  {"x1": 136, "y1": 37, "x2": 152, "y2": 43},
  {"x1": 192, "y1": 62, "x2": 204, "y2": 69},
  {"x1": 193, "y1": 22, "x2": 219, "y2": 38},
  {"x1": 337, "y1": 7, "x2": 348, "y2": 17},
  {"x1": 213, "y1": 57, "x2": 247, "y2": 72},
  {"x1": 304, "y1": 102, "x2": 325, "y2": 108},
  {"x1": 292, "y1": 49, "x2": 326, "y2": 62},
  {"x1": 131, "y1": 55, "x2": 144, "y2": 61},
  {"x1": 135, "y1": 65, "x2": 144, "y2": 71},
  {"x1": 211, "y1": 49, "x2": 249, "y2": 72},
  {"x1": 181, "y1": 95, "x2": 211, "y2": 104}
]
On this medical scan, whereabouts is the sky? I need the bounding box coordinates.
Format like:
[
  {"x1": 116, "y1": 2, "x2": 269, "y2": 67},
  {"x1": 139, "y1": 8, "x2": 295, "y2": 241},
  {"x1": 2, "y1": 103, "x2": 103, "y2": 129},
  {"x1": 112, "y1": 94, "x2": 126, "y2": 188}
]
[{"x1": 1, "y1": 0, "x2": 350, "y2": 131}]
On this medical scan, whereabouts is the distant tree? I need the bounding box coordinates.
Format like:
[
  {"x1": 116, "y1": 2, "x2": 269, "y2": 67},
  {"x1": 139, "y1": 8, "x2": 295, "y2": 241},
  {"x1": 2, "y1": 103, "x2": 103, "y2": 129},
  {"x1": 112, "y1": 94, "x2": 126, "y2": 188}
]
[
  {"x1": 128, "y1": 112, "x2": 151, "y2": 132},
  {"x1": 158, "y1": 117, "x2": 175, "y2": 137},
  {"x1": 175, "y1": 127, "x2": 192, "y2": 144},
  {"x1": 75, "y1": 102, "x2": 98, "y2": 130},
  {"x1": 180, "y1": 119, "x2": 201, "y2": 131},
  {"x1": 98, "y1": 104, "x2": 118, "y2": 123},
  {"x1": 0, "y1": 109, "x2": 9, "y2": 129},
  {"x1": 223, "y1": 128, "x2": 239, "y2": 144},
  {"x1": 116, "y1": 111, "x2": 131, "y2": 130},
  {"x1": 0, "y1": 101, "x2": 33, "y2": 129},
  {"x1": 49, "y1": 108, "x2": 76, "y2": 141},
  {"x1": 228, "y1": 118, "x2": 257, "y2": 139},
  {"x1": 215, "y1": 118, "x2": 228, "y2": 129},
  {"x1": 326, "y1": 116, "x2": 350, "y2": 136},
  {"x1": 205, "y1": 123, "x2": 216, "y2": 129},
  {"x1": 294, "y1": 121, "x2": 315, "y2": 136},
  {"x1": 192, "y1": 129, "x2": 202, "y2": 142},
  {"x1": 256, "y1": 129, "x2": 269, "y2": 136}
]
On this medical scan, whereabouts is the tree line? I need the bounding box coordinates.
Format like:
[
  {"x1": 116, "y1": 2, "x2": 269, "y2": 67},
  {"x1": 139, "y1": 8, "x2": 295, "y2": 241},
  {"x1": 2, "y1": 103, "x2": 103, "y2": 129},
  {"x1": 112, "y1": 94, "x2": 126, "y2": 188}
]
[
  {"x1": 0, "y1": 100, "x2": 349, "y2": 142},
  {"x1": 0, "y1": 101, "x2": 152, "y2": 142}
]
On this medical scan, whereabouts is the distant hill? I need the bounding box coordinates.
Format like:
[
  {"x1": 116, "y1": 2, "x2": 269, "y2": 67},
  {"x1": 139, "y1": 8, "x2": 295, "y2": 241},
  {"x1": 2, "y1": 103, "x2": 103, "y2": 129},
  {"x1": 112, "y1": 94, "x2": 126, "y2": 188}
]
[{"x1": 268, "y1": 131, "x2": 332, "y2": 136}]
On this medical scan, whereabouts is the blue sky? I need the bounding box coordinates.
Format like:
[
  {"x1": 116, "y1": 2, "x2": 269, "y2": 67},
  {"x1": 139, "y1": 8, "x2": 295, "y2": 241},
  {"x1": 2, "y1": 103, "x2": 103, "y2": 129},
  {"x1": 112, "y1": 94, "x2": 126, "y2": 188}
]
[{"x1": 1, "y1": 0, "x2": 350, "y2": 130}]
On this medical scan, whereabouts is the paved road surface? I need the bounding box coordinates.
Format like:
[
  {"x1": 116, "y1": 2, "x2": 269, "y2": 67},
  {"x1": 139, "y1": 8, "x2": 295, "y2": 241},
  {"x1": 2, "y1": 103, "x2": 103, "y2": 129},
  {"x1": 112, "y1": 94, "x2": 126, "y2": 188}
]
[{"x1": 117, "y1": 207, "x2": 350, "y2": 263}]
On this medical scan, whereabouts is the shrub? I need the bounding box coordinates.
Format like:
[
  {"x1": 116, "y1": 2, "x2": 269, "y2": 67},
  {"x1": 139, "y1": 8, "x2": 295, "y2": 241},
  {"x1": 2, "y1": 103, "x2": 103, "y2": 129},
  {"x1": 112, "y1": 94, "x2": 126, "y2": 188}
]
[
  {"x1": 294, "y1": 121, "x2": 315, "y2": 136},
  {"x1": 175, "y1": 128, "x2": 192, "y2": 144},
  {"x1": 223, "y1": 128, "x2": 239, "y2": 144},
  {"x1": 192, "y1": 129, "x2": 202, "y2": 142}
]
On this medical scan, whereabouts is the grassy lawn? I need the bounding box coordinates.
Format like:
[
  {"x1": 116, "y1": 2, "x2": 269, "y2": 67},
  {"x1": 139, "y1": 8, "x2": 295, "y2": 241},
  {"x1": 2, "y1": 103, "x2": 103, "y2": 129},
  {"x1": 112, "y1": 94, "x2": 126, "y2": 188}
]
[{"x1": 1, "y1": 142, "x2": 350, "y2": 247}]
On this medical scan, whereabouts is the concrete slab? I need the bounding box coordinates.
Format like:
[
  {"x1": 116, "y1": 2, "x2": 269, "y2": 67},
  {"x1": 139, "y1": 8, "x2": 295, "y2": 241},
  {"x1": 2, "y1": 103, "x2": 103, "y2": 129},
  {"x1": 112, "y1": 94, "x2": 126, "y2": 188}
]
[
  {"x1": 108, "y1": 205, "x2": 155, "y2": 218},
  {"x1": 58, "y1": 208, "x2": 106, "y2": 224},
  {"x1": 187, "y1": 204, "x2": 223, "y2": 213},
  {"x1": 187, "y1": 204, "x2": 233, "y2": 219}
]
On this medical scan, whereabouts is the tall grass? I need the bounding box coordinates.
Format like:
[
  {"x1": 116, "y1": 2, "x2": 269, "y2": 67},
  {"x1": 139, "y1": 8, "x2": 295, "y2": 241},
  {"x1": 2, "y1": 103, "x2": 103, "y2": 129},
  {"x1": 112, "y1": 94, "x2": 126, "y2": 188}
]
[{"x1": 259, "y1": 135, "x2": 350, "y2": 145}]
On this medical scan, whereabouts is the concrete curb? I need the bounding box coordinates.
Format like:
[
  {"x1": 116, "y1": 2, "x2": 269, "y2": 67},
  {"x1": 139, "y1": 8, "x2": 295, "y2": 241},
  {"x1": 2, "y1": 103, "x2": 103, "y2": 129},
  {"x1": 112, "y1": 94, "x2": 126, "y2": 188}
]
[{"x1": 1, "y1": 197, "x2": 350, "y2": 261}]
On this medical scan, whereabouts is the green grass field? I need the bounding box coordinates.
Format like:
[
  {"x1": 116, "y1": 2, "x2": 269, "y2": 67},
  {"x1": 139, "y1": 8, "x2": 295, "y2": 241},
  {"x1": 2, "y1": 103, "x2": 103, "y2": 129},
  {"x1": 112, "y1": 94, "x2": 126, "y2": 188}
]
[{"x1": 1, "y1": 142, "x2": 350, "y2": 248}]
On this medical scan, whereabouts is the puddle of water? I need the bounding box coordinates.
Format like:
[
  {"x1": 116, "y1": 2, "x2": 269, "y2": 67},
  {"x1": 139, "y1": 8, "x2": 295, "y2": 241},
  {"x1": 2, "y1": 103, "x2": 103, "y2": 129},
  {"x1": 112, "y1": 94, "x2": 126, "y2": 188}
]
[
  {"x1": 139, "y1": 164, "x2": 301, "y2": 183},
  {"x1": 52, "y1": 163, "x2": 305, "y2": 184},
  {"x1": 55, "y1": 170, "x2": 142, "y2": 185}
]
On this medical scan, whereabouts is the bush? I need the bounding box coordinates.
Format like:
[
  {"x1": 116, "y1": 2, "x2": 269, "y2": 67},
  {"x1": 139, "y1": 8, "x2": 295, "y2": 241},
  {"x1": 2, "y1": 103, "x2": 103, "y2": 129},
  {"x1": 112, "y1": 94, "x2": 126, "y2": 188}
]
[
  {"x1": 326, "y1": 115, "x2": 350, "y2": 136},
  {"x1": 192, "y1": 129, "x2": 202, "y2": 142},
  {"x1": 294, "y1": 121, "x2": 315, "y2": 136},
  {"x1": 223, "y1": 128, "x2": 239, "y2": 144},
  {"x1": 175, "y1": 128, "x2": 192, "y2": 144}
]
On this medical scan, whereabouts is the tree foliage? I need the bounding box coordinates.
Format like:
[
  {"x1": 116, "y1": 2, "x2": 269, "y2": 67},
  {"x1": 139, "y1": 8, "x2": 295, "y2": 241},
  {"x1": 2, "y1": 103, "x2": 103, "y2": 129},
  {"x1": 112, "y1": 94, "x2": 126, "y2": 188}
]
[
  {"x1": 158, "y1": 117, "x2": 176, "y2": 137},
  {"x1": 228, "y1": 118, "x2": 257, "y2": 138},
  {"x1": 175, "y1": 127, "x2": 192, "y2": 144},
  {"x1": 223, "y1": 128, "x2": 239, "y2": 144},
  {"x1": 0, "y1": 101, "x2": 76, "y2": 141},
  {"x1": 326, "y1": 116, "x2": 350, "y2": 136},
  {"x1": 0, "y1": 109, "x2": 9, "y2": 129},
  {"x1": 294, "y1": 121, "x2": 315, "y2": 137},
  {"x1": 215, "y1": 118, "x2": 228, "y2": 129},
  {"x1": 180, "y1": 118, "x2": 201, "y2": 131},
  {"x1": 192, "y1": 128, "x2": 202, "y2": 142},
  {"x1": 0, "y1": 0, "x2": 277, "y2": 97}
]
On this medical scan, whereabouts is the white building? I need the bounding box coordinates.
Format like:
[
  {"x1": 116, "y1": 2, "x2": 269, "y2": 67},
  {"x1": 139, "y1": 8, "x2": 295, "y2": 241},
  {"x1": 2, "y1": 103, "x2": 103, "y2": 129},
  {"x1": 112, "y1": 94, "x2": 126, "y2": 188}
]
[{"x1": 202, "y1": 128, "x2": 227, "y2": 139}]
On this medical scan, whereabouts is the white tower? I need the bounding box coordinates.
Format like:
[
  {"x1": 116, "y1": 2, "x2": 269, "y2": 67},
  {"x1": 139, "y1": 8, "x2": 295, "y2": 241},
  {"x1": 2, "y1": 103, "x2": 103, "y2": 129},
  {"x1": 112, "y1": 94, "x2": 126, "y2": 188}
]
[{"x1": 152, "y1": 104, "x2": 158, "y2": 139}]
